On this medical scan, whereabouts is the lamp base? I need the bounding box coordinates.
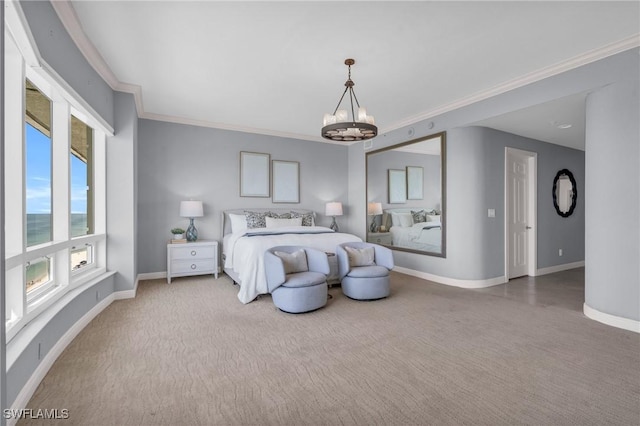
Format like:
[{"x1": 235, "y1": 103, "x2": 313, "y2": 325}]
[
  {"x1": 329, "y1": 217, "x2": 339, "y2": 232},
  {"x1": 369, "y1": 219, "x2": 378, "y2": 233},
  {"x1": 186, "y1": 218, "x2": 198, "y2": 242}
]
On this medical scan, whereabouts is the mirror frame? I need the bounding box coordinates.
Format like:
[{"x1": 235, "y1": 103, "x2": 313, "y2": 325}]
[
  {"x1": 366, "y1": 131, "x2": 447, "y2": 258},
  {"x1": 552, "y1": 168, "x2": 577, "y2": 217}
]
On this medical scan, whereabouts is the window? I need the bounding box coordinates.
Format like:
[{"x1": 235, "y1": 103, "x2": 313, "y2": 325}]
[
  {"x1": 3, "y1": 19, "x2": 110, "y2": 340},
  {"x1": 25, "y1": 80, "x2": 53, "y2": 247},
  {"x1": 70, "y1": 115, "x2": 94, "y2": 238}
]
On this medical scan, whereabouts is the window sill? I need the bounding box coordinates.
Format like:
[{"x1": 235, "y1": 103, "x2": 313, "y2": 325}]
[{"x1": 6, "y1": 270, "x2": 116, "y2": 369}]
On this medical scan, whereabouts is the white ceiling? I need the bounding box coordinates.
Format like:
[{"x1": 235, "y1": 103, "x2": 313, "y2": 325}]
[{"x1": 62, "y1": 1, "x2": 639, "y2": 147}]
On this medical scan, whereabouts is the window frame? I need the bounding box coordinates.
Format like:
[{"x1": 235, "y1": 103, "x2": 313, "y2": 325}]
[{"x1": 3, "y1": 20, "x2": 112, "y2": 342}]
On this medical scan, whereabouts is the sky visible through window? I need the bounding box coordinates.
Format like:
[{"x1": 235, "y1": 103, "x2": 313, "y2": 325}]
[{"x1": 26, "y1": 123, "x2": 87, "y2": 214}]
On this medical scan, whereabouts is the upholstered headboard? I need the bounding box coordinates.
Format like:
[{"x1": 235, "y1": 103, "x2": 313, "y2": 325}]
[{"x1": 221, "y1": 208, "x2": 316, "y2": 237}]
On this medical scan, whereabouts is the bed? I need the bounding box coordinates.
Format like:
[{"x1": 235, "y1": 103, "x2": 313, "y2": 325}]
[
  {"x1": 222, "y1": 209, "x2": 362, "y2": 304},
  {"x1": 383, "y1": 208, "x2": 442, "y2": 253}
]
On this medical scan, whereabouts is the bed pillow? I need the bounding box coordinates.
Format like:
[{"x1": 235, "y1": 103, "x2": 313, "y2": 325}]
[
  {"x1": 411, "y1": 209, "x2": 427, "y2": 223},
  {"x1": 265, "y1": 216, "x2": 303, "y2": 228},
  {"x1": 398, "y1": 212, "x2": 414, "y2": 228},
  {"x1": 274, "y1": 249, "x2": 309, "y2": 274},
  {"x1": 390, "y1": 212, "x2": 400, "y2": 227},
  {"x1": 228, "y1": 213, "x2": 248, "y2": 233},
  {"x1": 268, "y1": 212, "x2": 291, "y2": 219},
  {"x1": 427, "y1": 214, "x2": 441, "y2": 222},
  {"x1": 290, "y1": 211, "x2": 315, "y2": 226},
  {"x1": 345, "y1": 246, "x2": 375, "y2": 267},
  {"x1": 244, "y1": 211, "x2": 268, "y2": 229}
]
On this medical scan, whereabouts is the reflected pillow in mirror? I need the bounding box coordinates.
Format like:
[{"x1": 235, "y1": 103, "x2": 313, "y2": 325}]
[
  {"x1": 411, "y1": 210, "x2": 427, "y2": 223},
  {"x1": 345, "y1": 246, "x2": 375, "y2": 267},
  {"x1": 274, "y1": 249, "x2": 309, "y2": 274},
  {"x1": 427, "y1": 214, "x2": 440, "y2": 222},
  {"x1": 245, "y1": 211, "x2": 268, "y2": 228},
  {"x1": 266, "y1": 217, "x2": 303, "y2": 228}
]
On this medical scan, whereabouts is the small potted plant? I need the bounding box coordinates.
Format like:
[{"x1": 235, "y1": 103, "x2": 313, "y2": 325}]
[{"x1": 171, "y1": 228, "x2": 185, "y2": 240}]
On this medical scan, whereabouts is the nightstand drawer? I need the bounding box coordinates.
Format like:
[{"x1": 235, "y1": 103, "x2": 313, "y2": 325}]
[
  {"x1": 170, "y1": 246, "x2": 216, "y2": 260},
  {"x1": 167, "y1": 240, "x2": 219, "y2": 283},
  {"x1": 170, "y1": 259, "x2": 215, "y2": 274}
]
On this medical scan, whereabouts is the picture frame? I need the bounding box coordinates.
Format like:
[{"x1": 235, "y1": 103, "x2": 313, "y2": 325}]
[
  {"x1": 406, "y1": 166, "x2": 424, "y2": 200},
  {"x1": 388, "y1": 169, "x2": 407, "y2": 204},
  {"x1": 240, "y1": 151, "x2": 270, "y2": 197},
  {"x1": 272, "y1": 160, "x2": 300, "y2": 203}
]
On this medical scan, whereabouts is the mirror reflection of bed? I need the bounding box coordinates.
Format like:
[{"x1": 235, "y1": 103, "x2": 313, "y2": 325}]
[{"x1": 366, "y1": 132, "x2": 446, "y2": 257}]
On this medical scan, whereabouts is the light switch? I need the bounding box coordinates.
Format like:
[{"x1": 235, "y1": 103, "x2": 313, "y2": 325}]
[{"x1": 488, "y1": 209, "x2": 496, "y2": 218}]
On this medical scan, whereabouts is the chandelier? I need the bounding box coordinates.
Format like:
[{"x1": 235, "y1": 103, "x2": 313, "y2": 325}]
[{"x1": 321, "y1": 59, "x2": 377, "y2": 141}]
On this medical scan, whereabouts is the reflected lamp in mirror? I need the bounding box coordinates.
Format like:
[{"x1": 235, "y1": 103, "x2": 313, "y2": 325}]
[
  {"x1": 368, "y1": 202, "x2": 383, "y2": 232},
  {"x1": 552, "y1": 169, "x2": 577, "y2": 217},
  {"x1": 180, "y1": 200, "x2": 204, "y2": 242},
  {"x1": 325, "y1": 202, "x2": 343, "y2": 232}
]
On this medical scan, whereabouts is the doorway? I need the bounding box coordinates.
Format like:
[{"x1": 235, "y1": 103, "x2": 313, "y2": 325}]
[{"x1": 505, "y1": 147, "x2": 537, "y2": 279}]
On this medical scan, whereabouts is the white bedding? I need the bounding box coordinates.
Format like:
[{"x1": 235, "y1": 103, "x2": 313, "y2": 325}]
[
  {"x1": 390, "y1": 221, "x2": 442, "y2": 252},
  {"x1": 223, "y1": 226, "x2": 361, "y2": 303}
]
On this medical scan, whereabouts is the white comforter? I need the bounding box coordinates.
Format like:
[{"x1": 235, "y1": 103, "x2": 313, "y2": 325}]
[
  {"x1": 390, "y1": 221, "x2": 442, "y2": 252},
  {"x1": 224, "y1": 226, "x2": 362, "y2": 304}
]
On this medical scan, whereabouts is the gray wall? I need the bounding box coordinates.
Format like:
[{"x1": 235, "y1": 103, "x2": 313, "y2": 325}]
[
  {"x1": 1, "y1": 4, "x2": 7, "y2": 422},
  {"x1": 20, "y1": 0, "x2": 114, "y2": 127},
  {"x1": 137, "y1": 120, "x2": 348, "y2": 274},
  {"x1": 585, "y1": 77, "x2": 639, "y2": 321},
  {"x1": 107, "y1": 92, "x2": 138, "y2": 291}
]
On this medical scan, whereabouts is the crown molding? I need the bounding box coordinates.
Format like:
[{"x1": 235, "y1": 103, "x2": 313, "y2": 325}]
[
  {"x1": 380, "y1": 34, "x2": 640, "y2": 135},
  {"x1": 52, "y1": 1, "x2": 639, "y2": 142}
]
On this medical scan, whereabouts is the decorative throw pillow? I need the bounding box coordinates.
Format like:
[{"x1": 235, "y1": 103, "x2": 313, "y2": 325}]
[
  {"x1": 265, "y1": 216, "x2": 303, "y2": 228},
  {"x1": 268, "y1": 212, "x2": 292, "y2": 219},
  {"x1": 228, "y1": 213, "x2": 248, "y2": 233},
  {"x1": 411, "y1": 209, "x2": 427, "y2": 223},
  {"x1": 244, "y1": 211, "x2": 268, "y2": 229},
  {"x1": 274, "y1": 249, "x2": 309, "y2": 274},
  {"x1": 290, "y1": 211, "x2": 314, "y2": 226},
  {"x1": 344, "y1": 246, "x2": 375, "y2": 267}
]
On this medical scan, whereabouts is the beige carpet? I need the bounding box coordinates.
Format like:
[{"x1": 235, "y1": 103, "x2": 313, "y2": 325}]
[{"x1": 20, "y1": 272, "x2": 640, "y2": 425}]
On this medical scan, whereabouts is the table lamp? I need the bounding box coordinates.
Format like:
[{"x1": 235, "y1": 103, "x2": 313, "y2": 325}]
[
  {"x1": 325, "y1": 202, "x2": 343, "y2": 232},
  {"x1": 367, "y1": 202, "x2": 382, "y2": 232},
  {"x1": 180, "y1": 200, "x2": 204, "y2": 242}
]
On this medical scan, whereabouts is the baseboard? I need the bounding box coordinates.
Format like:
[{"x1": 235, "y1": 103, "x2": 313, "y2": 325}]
[
  {"x1": 583, "y1": 303, "x2": 640, "y2": 334},
  {"x1": 8, "y1": 287, "x2": 135, "y2": 425},
  {"x1": 393, "y1": 266, "x2": 507, "y2": 289},
  {"x1": 535, "y1": 260, "x2": 585, "y2": 276},
  {"x1": 137, "y1": 271, "x2": 166, "y2": 281}
]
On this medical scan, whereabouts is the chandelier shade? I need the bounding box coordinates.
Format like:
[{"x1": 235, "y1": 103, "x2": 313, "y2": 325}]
[{"x1": 321, "y1": 59, "x2": 378, "y2": 142}]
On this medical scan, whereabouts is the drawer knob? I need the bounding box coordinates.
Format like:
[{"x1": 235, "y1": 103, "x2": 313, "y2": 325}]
[
  {"x1": 190, "y1": 250, "x2": 197, "y2": 256},
  {"x1": 191, "y1": 264, "x2": 197, "y2": 270}
]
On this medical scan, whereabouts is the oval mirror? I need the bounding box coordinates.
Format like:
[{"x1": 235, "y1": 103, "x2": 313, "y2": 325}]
[{"x1": 552, "y1": 169, "x2": 577, "y2": 217}]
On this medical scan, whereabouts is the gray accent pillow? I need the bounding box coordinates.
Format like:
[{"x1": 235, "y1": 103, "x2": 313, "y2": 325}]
[
  {"x1": 411, "y1": 209, "x2": 427, "y2": 223},
  {"x1": 274, "y1": 249, "x2": 309, "y2": 274},
  {"x1": 290, "y1": 211, "x2": 314, "y2": 226},
  {"x1": 345, "y1": 246, "x2": 375, "y2": 267},
  {"x1": 244, "y1": 211, "x2": 268, "y2": 229},
  {"x1": 268, "y1": 212, "x2": 292, "y2": 219}
]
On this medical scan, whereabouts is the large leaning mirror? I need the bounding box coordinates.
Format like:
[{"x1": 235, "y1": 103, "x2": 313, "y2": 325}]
[{"x1": 366, "y1": 132, "x2": 446, "y2": 257}]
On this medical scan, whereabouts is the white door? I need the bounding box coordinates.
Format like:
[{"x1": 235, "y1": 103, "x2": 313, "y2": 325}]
[{"x1": 507, "y1": 149, "x2": 533, "y2": 278}]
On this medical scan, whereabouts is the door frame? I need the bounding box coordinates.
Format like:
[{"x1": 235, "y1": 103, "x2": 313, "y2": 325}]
[{"x1": 504, "y1": 147, "x2": 538, "y2": 279}]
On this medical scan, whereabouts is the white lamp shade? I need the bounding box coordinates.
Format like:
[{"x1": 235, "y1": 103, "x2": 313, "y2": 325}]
[
  {"x1": 179, "y1": 200, "x2": 204, "y2": 218},
  {"x1": 367, "y1": 202, "x2": 383, "y2": 215},
  {"x1": 325, "y1": 202, "x2": 343, "y2": 216}
]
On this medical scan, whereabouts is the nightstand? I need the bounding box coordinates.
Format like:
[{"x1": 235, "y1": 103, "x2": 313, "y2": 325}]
[
  {"x1": 368, "y1": 232, "x2": 392, "y2": 245},
  {"x1": 167, "y1": 240, "x2": 218, "y2": 283}
]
